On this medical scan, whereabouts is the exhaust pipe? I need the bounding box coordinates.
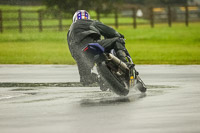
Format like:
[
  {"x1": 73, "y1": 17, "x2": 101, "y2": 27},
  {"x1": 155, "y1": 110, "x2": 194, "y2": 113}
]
[{"x1": 106, "y1": 53, "x2": 129, "y2": 72}]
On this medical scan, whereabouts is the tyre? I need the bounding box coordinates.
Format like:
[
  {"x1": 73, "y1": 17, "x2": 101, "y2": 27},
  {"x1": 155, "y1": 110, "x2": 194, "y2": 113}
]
[
  {"x1": 97, "y1": 62, "x2": 129, "y2": 96},
  {"x1": 99, "y1": 77, "x2": 109, "y2": 91}
]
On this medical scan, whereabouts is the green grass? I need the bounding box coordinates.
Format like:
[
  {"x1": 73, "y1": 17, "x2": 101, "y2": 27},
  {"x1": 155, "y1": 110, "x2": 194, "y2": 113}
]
[
  {"x1": 0, "y1": 23, "x2": 200, "y2": 64},
  {"x1": 0, "y1": 41, "x2": 74, "y2": 64},
  {"x1": 0, "y1": 5, "x2": 200, "y2": 64},
  {"x1": 0, "y1": 30, "x2": 75, "y2": 64},
  {"x1": 121, "y1": 23, "x2": 200, "y2": 64},
  {"x1": 0, "y1": 5, "x2": 45, "y2": 10}
]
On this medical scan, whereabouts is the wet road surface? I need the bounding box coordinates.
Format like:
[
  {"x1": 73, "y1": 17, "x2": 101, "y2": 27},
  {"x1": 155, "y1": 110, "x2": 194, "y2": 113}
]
[{"x1": 0, "y1": 65, "x2": 200, "y2": 133}]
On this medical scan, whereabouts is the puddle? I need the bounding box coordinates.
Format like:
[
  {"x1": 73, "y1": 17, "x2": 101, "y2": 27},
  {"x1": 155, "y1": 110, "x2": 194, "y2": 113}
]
[
  {"x1": 0, "y1": 83, "x2": 179, "y2": 105},
  {"x1": 80, "y1": 93, "x2": 146, "y2": 107},
  {"x1": 21, "y1": 96, "x2": 66, "y2": 103},
  {"x1": 0, "y1": 94, "x2": 27, "y2": 100},
  {"x1": 79, "y1": 84, "x2": 178, "y2": 107},
  {"x1": 10, "y1": 88, "x2": 35, "y2": 91},
  {"x1": 147, "y1": 85, "x2": 178, "y2": 89},
  {"x1": 1, "y1": 82, "x2": 177, "y2": 89},
  {"x1": 0, "y1": 82, "x2": 98, "y2": 87},
  {"x1": 23, "y1": 92, "x2": 37, "y2": 95}
]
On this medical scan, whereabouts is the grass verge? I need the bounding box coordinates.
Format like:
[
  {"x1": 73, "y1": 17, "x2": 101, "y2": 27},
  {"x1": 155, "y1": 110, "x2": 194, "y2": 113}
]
[{"x1": 0, "y1": 23, "x2": 200, "y2": 64}]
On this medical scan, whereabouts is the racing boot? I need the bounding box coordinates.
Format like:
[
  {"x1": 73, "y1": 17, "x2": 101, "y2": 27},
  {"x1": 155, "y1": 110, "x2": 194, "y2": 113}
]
[{"x1": 80, "y1": 73, "x2": 98, "y2": 86}]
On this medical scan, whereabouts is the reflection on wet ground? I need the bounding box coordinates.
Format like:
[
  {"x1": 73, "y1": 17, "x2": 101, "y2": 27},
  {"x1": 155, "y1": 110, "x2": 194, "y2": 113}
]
[
  {"x1": 0, "y1": 83, "x2": 176, "y2": 105},
  {"x1": 80, "y1": 93, "x2": 147, "y2": 107},
  {"x1": 0, "y1": 82, "x2": 178, "y2": 88},
  {"x1": 0, "y1": 81, "x2": 178, "y2": 105}
]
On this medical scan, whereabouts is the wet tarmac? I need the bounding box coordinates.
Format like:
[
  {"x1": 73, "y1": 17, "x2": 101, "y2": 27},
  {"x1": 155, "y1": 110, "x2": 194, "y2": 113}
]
[{"x1": 0, "y1": 65, "x2": 200, "y2": 133}]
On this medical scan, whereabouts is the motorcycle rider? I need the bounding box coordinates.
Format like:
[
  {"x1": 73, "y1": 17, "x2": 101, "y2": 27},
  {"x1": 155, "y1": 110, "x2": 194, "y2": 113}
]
[{"x1": 67, "y1": 10, "x2": 131, "y2": 85}]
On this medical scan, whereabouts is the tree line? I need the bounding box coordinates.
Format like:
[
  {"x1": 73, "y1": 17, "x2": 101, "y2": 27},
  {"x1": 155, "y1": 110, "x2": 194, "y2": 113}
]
[
  {"x1": 124, "y1": 0, "x2": 187, "y2": 5},
  {"x1": 43, "y1": 0, "x2": 188, "y2": 15}
]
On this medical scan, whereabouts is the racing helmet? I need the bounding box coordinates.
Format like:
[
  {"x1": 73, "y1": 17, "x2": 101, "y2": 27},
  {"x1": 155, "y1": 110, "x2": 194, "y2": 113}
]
[{"x1": 73, "y1": 10, "x2": 90, "y2": 23}]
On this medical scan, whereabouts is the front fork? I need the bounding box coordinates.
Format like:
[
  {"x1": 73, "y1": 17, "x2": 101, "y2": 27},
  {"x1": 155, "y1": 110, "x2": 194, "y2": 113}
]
[{"x1": 129, "y1": 66, "x2": 137, "y2": 88}]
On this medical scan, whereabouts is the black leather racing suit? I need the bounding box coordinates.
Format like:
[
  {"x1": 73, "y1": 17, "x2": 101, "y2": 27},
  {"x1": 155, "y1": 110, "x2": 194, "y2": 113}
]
[{"x1": 67, "y1": 19, "x2": 126, "y2": 84}]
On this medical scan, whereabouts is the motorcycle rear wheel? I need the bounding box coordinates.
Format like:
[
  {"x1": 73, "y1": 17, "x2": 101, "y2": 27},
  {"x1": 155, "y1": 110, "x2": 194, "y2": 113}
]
[{"x1": 97, "y1": 62, "x2": 129, "y2": 96}]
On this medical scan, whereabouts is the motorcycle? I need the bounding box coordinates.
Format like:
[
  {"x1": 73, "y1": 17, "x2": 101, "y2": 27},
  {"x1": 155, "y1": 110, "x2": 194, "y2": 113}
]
[{"x1": 82, "y1": 43, "x2": 147, "y2": 96}]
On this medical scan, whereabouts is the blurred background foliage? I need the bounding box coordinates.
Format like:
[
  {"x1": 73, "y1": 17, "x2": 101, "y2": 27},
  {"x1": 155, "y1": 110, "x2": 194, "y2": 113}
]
[{"x1": 42, "y1": 0, "x2": 188, "y2": 15}]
